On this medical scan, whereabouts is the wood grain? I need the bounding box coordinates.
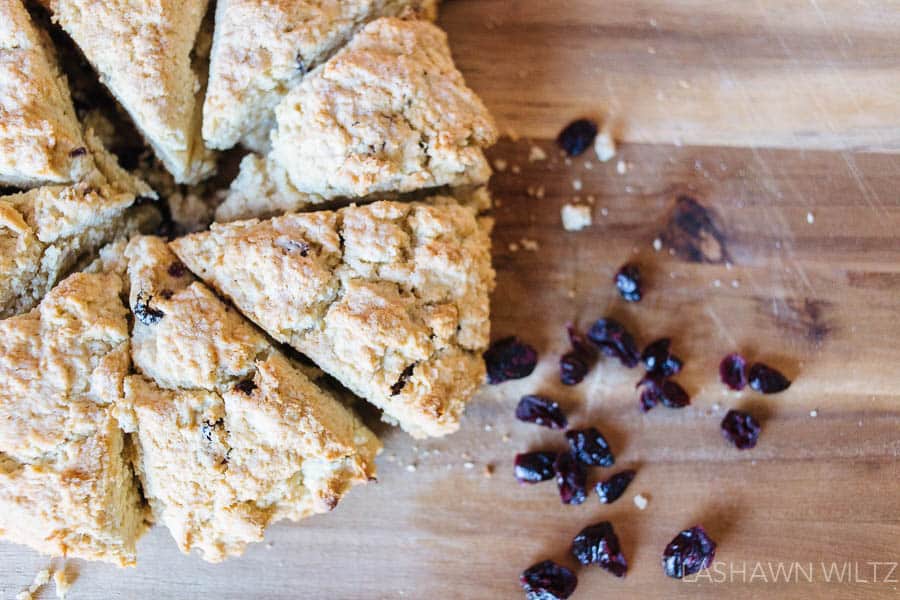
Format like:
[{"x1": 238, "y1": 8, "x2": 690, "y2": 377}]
[
  {"x1": 3, "y1": 140, "x2": 898, "y2": 599},
  {"x1": 441, "y1": 0, "x2": 900, "y2": 152}
]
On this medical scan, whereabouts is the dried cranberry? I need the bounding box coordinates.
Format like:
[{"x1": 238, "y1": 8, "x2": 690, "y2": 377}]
[
  {"x1": 515, "y1": 395, "x2": 568, "y2": 430},
  {"x1": 639, "y1": 385, "x2": 660, "y2": 412},
  {"x1": 234, "y1": 379, "x2": 257, "y2": 394},
  {"x1": 554, "y1": 452, "x2": 587, "y2": 505},
  {"x1": 659, "y1": 380, "x2": 691, "y2": 408},
  {"x1": 483, "y1": 336, "x2": 538, "y2": 384},
  {"x1": 568, "y1": 325, "x2": 598, "y2": 361},
  {"x1": 520, "y1": 560, "x2": 578, "y2": 600},
  {"x1": 514, "y1": 452, "x2": 557, "y2": 484},
  {"x1": 571, "y1": 522, "x2": 628, "y2": 577},
  {"x1": 719, "y1": 353, "x2": 748, "y2": 390},
  {"x1": 587, "y1": 318, "x2": 640, "y2": 368},
  {"x1": 721, "y1": 409, "x2": 761, "y2": 449},
  {"x1": 560, "y1": 351, "x2": 589, "y2": 385},
  {"x1": 390, "y1": 363, "x2": 416, "y2": 396},
  {"x1": 615, "y1": 263, "x2": 642, "y2": 302},
  {"x1": 556, "y1": 118, "x2": 598, "y2": 157},
  {"x1": 565, "y1": 428, "x2": 614, "y2": 467},
  {"x1": 595, "y1": 469, "x2": 636, "y2": 504},
  {"x1": 748, "y1": 363, "x2": 791, "y2": 394},
  {"x1": 641, "y1": 338, "x2": 682, "y2": 377},
  {"x1": 167, "y1": 261, "x2": 187, "y2": 278},
  {"x1": 637, "y1": 376, "x2": 690, "y2": 410},
  {"x1": 662, "y1": 526, "x2": 717, "y2": 579},
  {"x1": 560, "y1": 326, "x2": 597, "y2": 385},
  {"x1": 133, "y1": 291, "x2": 164, "y2": 325}
]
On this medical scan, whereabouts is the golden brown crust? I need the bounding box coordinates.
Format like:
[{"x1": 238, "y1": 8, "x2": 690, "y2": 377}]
[
  {"x1": 47, "y1": 0, "x2": 216, "y2": 183},
  {"x1": 204, "y1": 0, "x2": 439, "y2": 151},
  {"x1": 0, "y1": 0, "x2": 89, "y2": 186},
  {"x1": 268, "y1": 17, "x2": 497, "y2": 200},
  {"x1": 0, "y1": 270, "x2": 148, "y2": 566},
  {"x1": 122, "y1": 236, "x2": 379, "y2": 562},
  {"x1": 172, "y1": 197, "x2": 494, "y2": 438}
]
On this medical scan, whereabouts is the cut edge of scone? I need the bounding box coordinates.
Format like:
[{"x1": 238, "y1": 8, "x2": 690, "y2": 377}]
[
  {"x1": 172, "y1": 197, "x2": 495, "y2": 438},
  {"x1": 120, "y1": 235, "x2": 380, "y2": 562},
  {"x1": 0, "y1": 140, "x2": 161, "y2": 318},
  {"x1": 0, "y1": 0, "x2": 91, "y2": 187},
  {"x1": 215, "y1": 151, "x2": 493, "y2": 223},
  {"x1": 265, "y1": 16, "x2": 497, "y2": 202},
  {"x1": 47, "y1": 0, "x2": 216, "y2": 184},
  {"x1": 203, "y1": 0, "x2": 441, "y2": 152},
  {"x1": 0, "y1": 268, "x2": 149, "y2": 566}
]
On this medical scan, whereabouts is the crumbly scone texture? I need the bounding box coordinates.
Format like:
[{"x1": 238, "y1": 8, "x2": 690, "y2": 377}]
[
  {"x1": 121, "y1": 236, "x2": 380, "y2": 562},
  {"x1": 47, "y1": 0, "x2": 216, "y2": 184},
  {"x1": 216, "y1": 152, "x2": 494, "y2": 223},
  {"x1": 172, "y1": 198, "x2": 495, "y2": 438},
  {"x1": 0, "y1": 148, "x2": 160, "y2": 318},
  {"x1": 269, "y1": 17, "x2": 497, "y2": 200},
  {"x1": 0, "y1": 270, "x2": 148, "y2": 566},
  {"x1": 214, "y1": 153, "x2": 315, "y2": 222},
  {"x1": 204, "y1": 0, "x2": 438, "y2": 152},
  {"x1": 0, "y1": 0, "x2": 89, "y2": 187}
]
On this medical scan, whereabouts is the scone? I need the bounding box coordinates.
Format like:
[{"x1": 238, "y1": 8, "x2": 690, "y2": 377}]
[
  {"x1": 214, "y1": 16, "x2": 496, "y2": 219},
  {"x1": 203, "y1": 0, "x2": 439, "y2": 152},
  {"x1": 46, "y1": 0, "x2": 216, "y2": 184},
  {"x1": 0, "y1": 0, "x2": 89, "y2": 187},
  {"x1": 121, "y1": 236, "x2": 380, "y2": 562},
  {"x1": 172, "y1": 198, "x2": 495, "y2": 438},
  {"x1": 0, "y1": 130, "x2": 160, "y2": 318},
  {"x1": 0, "y1": 269, "x2": 148, "y2": 566}
]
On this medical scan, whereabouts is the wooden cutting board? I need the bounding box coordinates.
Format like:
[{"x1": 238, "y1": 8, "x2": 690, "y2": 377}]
[{"x1": 3, "y1": 1, "x2": 899, "y2": 598}]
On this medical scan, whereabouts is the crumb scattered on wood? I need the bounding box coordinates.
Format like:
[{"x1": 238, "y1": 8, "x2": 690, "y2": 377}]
[
  {"x1": 53, "y1": 568, "x2": 72, "y2": 600},
  {"x1": 616, "y1": 159, "x2": 627, "y2": 175},
  {"x1": 16, "y1": 568, "x2": 51, "y2": 600},
  {"x1": 529, "y1": 145, "x2": 547, "y2": 162},
  {"x1": 493, "y1": 158, "x2": 508, "y2": 172},
  {"x1": 634, "y1": 493, "x2": 649, "y2": 510},
  {"x1": 594, "y1": 128, "x2": 617, "y2": 162},
  {"x1": 520, "y1": 238, "x2": 540, "y2": 251},
  {"x1": 561, "y1": 204, "x2": 592, "y2": 231}
]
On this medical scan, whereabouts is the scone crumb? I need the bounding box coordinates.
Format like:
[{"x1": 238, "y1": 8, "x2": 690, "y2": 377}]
[
  {"x1": 616, "y1": 159, "x2": 628, "y2": 175},
  {"x1": 53, "y1": 568, "x2": 72, "y2": 599},
  {"x1": 571, "y1": 179, "x2": 582, "y2": 191},
  {"x1": 594, "y1": 128, "x2": 617, "y2": 162},
  {"x1": 529, "y1": 145, "x2": 548, "y2": 162},
  {"x1": 16, "y1": 568, "x2": 51, "y2": 600},
  {"x1": 511, "y1": 164, "x2": 521, "y2": 174},
  {"x1": 634, "y1": 493, "x2": 649, "y2": 510},
  {"x1": 520, "y1": 238, "x2": 540, "y2": 251},
  {"x1": 508, "y1": 242, "x2": 520, "y2": 252},
  {"x1": 483, "y1": 464, "x2": 495, "y2": 477},
  {"x1": 561, "y1": 204, "x2": 592, "y2": 231},
  {"x1": 463, "y1": 461, "x2": 475, "y2": 470},
  {"x1": 493, "y1": 158, "x2": 508, "y2": 172}
]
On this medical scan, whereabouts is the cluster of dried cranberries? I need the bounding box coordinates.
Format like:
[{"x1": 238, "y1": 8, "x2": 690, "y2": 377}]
[
  {"x1": 513, "y1": 397, "x2": 620, "y2": 506},
  {"x1": 508, "y1": 120, "x2": 799, "y2": 596}
]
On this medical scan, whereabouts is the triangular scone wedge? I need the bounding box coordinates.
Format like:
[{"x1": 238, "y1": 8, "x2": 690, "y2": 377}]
[
  {"x1": 203, "y1": 0, "x2": 438, "y2": 152},
  {"x1": 172, "y1": 198, "x2": 495, "y2": 438},
  {"x1": 47, "y1": 0, "x2": 216, "y2": 184},
  {"x1": 267, "y1": 17, "x2": 497, "y2": 201},
  {"x1": 0, "y1": 269, "x2": 149, "y2": 566},
  {"x1": 0, "y1": 131, "x2": 160, "y2": 318},
  {"x1": 0, "y1": 0, "x2": 90, "y2": 187},
  {"x1": 121, "y1": 236, "x2": 380, "y2": 562}
]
